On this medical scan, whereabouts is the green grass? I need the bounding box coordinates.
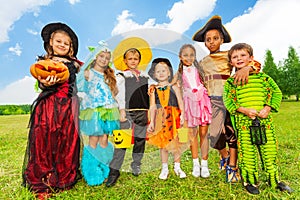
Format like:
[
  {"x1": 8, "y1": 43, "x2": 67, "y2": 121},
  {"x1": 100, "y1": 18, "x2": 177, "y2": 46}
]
[{"x1": 0, "y1": 102, "x2": 299, "y2": 199}]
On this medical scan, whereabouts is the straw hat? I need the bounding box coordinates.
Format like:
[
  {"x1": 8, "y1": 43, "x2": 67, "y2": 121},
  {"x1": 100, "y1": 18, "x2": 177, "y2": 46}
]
[
  {"x1": 192, "y1": 15, "x2": 231, "y2": 43},
  {"x1": 112, "y1": 37, "x2": 152, "y2": 71}
]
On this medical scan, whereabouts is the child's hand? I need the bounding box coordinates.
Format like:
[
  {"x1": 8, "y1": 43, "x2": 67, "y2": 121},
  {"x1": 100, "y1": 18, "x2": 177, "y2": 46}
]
[
  {"x1": 233, "y1": 66, "x2": 252, "y2": 86},
  {"x1": 237, "y1": 107, "x2": 257, "y2": 119},
  {"x1": 257, "y1": 106, "x2": 271, "y2": 118},
  {"x1": 84, "y1": 69, "x2": 90, "y2": 81},
  {"x1": 38, "y1": 75, "x2": 60, "y2": 87},
  {"x1": 147, "y1": 122, "x2": 154, "y2": 132},
  {"x1": 180, "y1": 115, "x2": 184, "y2": 126},
  {"x1": 119, "y1": 109, "x2": 127, "y2": 122}
]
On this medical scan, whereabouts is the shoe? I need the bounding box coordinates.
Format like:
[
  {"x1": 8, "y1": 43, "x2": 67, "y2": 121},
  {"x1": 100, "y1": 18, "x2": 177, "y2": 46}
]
[
  {"x1": 245, "y1": 184, "x2": 260, "y2": 195},
  {"x1": 192, "y1": 164, "x2": 200, "y2": 177},
  {"x1": 276, "y1": 182, "x2": 293, "y2": 193},
  {"x1": 226, "y1": 166, "x2": 240, "y2": 183},
  {"x1": 106, "y1": 173, "x2": 120, "y2": 187},
  {"x1": 132, "y1": 165, "x2": 141, "y2": 176},
  {"x1": 159, "y1": 168, "x2": 169, "y2": 180},
  {"x1": 174, "y1": 168, "x2": 187, "y2": 178},
  {"x1": 219, "y1": 156, "x2": 230, "y2": 170},
  {"x1": 200, "y1": 160, "x2": 210, "y2": 178}
]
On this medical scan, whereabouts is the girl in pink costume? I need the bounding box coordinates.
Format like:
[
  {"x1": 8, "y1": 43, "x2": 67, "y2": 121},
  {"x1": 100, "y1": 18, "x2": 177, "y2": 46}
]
[{"x1": 175, "y1": 44, "x2": 212, "y2": 178}]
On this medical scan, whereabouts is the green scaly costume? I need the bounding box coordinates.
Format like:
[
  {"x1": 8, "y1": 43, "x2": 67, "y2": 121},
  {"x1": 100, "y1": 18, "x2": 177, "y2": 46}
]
[{"x1": 223, "y1": 72, "x2": 282, "y2": 187}]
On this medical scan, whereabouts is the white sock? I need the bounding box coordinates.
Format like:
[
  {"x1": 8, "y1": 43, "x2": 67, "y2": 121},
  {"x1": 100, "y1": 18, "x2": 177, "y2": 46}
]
[
  {"x1": 201, "y1": 159, "x2": 208, "y2": 167},
  {"x1": 193, "y1": 158, "x2": 200, "y2": 166},
  {"x1": 174, "y1": 162, "x2": 180, "y2": 170},
  {"x1": 162, "y1": 163, "x2": 168, "y2": 169}
]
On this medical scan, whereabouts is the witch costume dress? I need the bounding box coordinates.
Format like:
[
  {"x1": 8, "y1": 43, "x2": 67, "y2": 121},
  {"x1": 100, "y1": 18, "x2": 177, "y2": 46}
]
[
  {"x1": 22, "y1": 59, "x2": 81, "y2": 193},
  {"x1": 77, "y1": 68, "x2": 120, "y2": 186}
]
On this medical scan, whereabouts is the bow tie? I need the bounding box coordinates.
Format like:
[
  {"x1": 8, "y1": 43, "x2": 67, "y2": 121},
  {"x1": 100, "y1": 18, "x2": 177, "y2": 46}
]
[{"x1": 157, "y1": 86, "x2": 168, "y2": 91}]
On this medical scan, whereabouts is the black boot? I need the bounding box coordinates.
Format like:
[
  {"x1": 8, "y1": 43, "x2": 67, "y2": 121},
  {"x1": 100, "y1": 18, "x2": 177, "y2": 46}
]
[
  {"x1": 106, "y1": 168, "x2": 120, "y2": 187},
  {"x1": 276, "y1": 182, "x2": 293, "y2": 193},
  {"x1": 245, "y1": 184, "x2": 260, "y2": 195}
]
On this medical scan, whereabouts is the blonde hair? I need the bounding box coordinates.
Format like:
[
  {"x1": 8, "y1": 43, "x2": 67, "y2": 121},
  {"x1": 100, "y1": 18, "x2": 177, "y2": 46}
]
[
  {"x1": 90, "y1": 52, "x2": 118, "y2": 96},
  {"x1": 45, "y1": 30, "x2": 75, "y2": 59}
]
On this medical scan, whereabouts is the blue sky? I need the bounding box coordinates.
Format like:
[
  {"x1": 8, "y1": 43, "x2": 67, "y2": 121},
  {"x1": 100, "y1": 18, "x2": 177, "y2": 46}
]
[{"x1": 0, "y1": 0, "x2": 299, "y2": 104}]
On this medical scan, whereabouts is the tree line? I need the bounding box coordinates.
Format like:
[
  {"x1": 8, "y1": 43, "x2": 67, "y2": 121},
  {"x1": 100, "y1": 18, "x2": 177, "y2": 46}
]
[
  {"x1": 0, "y1": 104, "x2": 31, "y2": 115},
  {"x1": 263, "y1": 46, "x2": 300, "y2": 101}
]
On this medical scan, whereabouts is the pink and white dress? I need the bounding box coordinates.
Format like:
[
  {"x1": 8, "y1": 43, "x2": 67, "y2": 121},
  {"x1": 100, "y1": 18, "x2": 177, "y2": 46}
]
[{"x1": 182, "y1": 65, "x2": 212, "y2": 127}]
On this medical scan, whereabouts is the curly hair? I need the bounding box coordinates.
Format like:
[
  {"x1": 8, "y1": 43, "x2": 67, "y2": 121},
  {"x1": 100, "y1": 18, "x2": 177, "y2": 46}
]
[{"x1": 89, "y1": 58, "x2": 118, "y2": 97}]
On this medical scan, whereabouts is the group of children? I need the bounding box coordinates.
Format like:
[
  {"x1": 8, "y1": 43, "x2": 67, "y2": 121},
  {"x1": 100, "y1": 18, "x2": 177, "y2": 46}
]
[{"x1": 22, "y1": 15, "x2": 292, "y2": 199}]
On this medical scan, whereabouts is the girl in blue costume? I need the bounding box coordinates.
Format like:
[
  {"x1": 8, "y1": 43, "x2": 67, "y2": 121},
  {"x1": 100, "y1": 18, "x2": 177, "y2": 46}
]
[{"x1": 77, "y1": 41, "x2": 120, "y2": 186}]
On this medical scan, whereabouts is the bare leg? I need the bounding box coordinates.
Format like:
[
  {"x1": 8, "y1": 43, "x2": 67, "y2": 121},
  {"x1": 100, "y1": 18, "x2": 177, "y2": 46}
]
[
  {"x1": 199, "y1": 125, "x2": 209, "y2": 160},
  {"x1": 99, "y1": 134, "x2": 108, "y2": 148},
  {"x1": 190, "y1": 127, "x2": 199, "y2": 159},
  {"x1": 229, "y1": 147, "x2": 237, "y2": 167},
  {"x1": 89, "y1": 136, "x2": 100, "y2": 149}
]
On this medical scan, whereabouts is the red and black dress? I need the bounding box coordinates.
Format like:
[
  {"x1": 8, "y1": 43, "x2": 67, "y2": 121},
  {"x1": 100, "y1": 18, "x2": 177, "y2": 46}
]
[{"x1": 22, "y1": 60, "x2": 81, "y2": 193}]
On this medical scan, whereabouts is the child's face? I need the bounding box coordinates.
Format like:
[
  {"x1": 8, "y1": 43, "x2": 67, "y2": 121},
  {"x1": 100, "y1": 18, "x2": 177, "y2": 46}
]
[
  {"x1": 124, "y1": 52, "x2": 140, "y2": 70},
  {"x1": 179, "y1": 47, "x2": 195, "y2": 67},
  {"x1": 154, "y1": 63, "x2": 170, "y2": 82},
  {"x1": 204, "y1": 29, "x2": 223, "y2": 53},
  {"x1": 50, "y1": 32, "x2": 71, "y2": 56},
  {"x1": 95, "y1": 51, "x2": 111, "y2": 69},
  {"x1": 230, "y1": 49, "x2": 253, "y2": 70}
]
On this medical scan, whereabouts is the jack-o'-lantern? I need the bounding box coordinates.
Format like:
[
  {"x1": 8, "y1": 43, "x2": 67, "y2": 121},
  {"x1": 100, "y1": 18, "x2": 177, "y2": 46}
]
[
  {"x1": 30, "y1": 59, "x2": 70, "y2": 83},
  {"x1": 112, "y1": 129, "x2": 132, "y2": 148}
]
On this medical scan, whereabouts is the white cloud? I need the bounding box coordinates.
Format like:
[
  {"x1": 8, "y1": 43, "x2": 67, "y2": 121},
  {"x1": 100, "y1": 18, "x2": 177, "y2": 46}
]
[
  {"x1": 0, "y1": 76, "x2": 38, "y2": 105},
  {"x1": 27, "y1": 28, "x2": 39, "y2": 35},
  {"x1": 68, "y1": 0, "x2": 80, "y2": 5},
  {"x1": 112, "y1": 0, "x2": 216, "y2": 38},
  {"x1": 0, "y1": 0, "x2": 52, "y2": 43},
  {"x1": 8, "y1": 43, "x2": 22, "y2": 56},
  {"x1": 223, "y1": 0, "x2": 300, "y2": 64}
]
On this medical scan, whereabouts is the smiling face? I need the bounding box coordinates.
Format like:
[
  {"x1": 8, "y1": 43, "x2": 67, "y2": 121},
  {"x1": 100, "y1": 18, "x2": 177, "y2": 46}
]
[
  {"x1": 49, "y1": 31, "x2": 71, "y2": 56},
  {"x1": 204, "y1": 29, "x2": 223, "y2": 54},
  {"x1": 154, "y1": 62, "x2": 171, "y2": 82},
  {"x1": 179, "y1": 46, "x2": 196, "y2": 67},
  {"x1": 229, "y1": 49, "x2": 253, "y2": 70},
  {"x1": 94, "y1": 51, "x2": 111, "y2": 72}
]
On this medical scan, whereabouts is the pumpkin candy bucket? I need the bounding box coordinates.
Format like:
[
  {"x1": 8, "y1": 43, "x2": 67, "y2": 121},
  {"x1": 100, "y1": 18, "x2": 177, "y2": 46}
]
[
  {"x1": 30, "y1": 59, "x2": 70, "y2": 83},
  {"x1": 112, "y1": 129, "x2": 132, "y2": 148}
]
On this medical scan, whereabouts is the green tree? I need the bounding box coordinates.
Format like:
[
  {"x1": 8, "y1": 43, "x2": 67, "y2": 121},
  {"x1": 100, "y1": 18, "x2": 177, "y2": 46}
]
[
  {"x1": 281, "y1": 46, "x2": 300, "y2": 101},
  {"x1": 262, "y1": 50, "x2": 280, "y2": 82}
]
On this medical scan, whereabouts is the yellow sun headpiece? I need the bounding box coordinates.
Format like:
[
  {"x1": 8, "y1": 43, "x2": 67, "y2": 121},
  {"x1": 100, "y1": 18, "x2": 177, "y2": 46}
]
[{"x1": 112, "y1": 37, "x2": 152, "y2": 71}]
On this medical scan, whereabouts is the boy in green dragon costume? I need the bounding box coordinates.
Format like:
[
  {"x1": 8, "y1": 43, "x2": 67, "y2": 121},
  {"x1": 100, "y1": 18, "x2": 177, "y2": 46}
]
[{"x1": 223, "y1": 43, "x2": 293, "y2": 194}]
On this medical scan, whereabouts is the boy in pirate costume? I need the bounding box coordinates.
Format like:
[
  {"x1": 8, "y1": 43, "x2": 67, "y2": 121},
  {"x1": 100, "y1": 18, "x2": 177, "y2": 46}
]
[
  {"x1": 192, "y1": 15, "x2": 261, "y2": 183},
  {"x1": 223, "y1": 43, "x2": 293, "y2": 194},
  {"x1": 106, "y1": 37, "x2": 152, "y2": 187}
]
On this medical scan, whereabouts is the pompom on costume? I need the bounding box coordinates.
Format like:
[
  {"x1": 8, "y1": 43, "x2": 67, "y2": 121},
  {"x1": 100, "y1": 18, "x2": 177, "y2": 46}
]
[
  {"x1": 77, "y1": 41, "x2": 119, "y2": 186},
  {"x1": 22, "y1": 22, "x2": 82, "y2": 194},
  {"x1": 223, "y1": 72, "x2": 283, "y2": 188}
]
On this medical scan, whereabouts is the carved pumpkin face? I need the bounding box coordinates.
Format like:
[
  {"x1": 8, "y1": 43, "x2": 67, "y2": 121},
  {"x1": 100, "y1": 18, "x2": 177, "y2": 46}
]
[
  {"x1": 112, "y1": 129, "x2": 132, "y2": 148},
  {"x1": 30, "y1": 59, "x2": 70, "y2": 83}
]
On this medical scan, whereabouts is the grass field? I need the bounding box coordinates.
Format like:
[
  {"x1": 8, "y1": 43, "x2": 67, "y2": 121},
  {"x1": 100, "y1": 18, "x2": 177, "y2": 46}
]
[{"x1": 0, "y1": 102, "x2": 299, "y2": 200}]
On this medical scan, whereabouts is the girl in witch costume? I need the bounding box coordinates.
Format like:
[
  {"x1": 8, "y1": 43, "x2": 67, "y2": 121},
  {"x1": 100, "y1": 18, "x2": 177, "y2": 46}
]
[
  {"x1": 77, "y1": 41, "x2": 119, "y2": 186},
  {"x1": 147, "y1": 58, "x2": 189, "y2": 180},
  {"x1": 173, "y1": 44, "x2": 212, "y2": 178},
  {"x1": 223, "y1": 43, "x2": 293, "y2": 194},
  {"x1": 22, "y1": 22, "x2": 82, "y2": 199},
  {"x1": 106, "y1": 37, "x2": 152, "y2": 187}
]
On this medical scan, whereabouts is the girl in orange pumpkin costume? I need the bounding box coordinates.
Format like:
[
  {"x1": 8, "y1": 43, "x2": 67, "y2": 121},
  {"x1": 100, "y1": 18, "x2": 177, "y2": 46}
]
[{"x1": 147, "y1": 58, "x2": 188, "y2": 180}]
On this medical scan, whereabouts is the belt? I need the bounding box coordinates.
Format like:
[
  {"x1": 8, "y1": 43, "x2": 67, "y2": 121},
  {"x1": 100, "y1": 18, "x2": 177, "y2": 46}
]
[{"x1": 204, "y1": 74, "x2": 230, "y2": 81}]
